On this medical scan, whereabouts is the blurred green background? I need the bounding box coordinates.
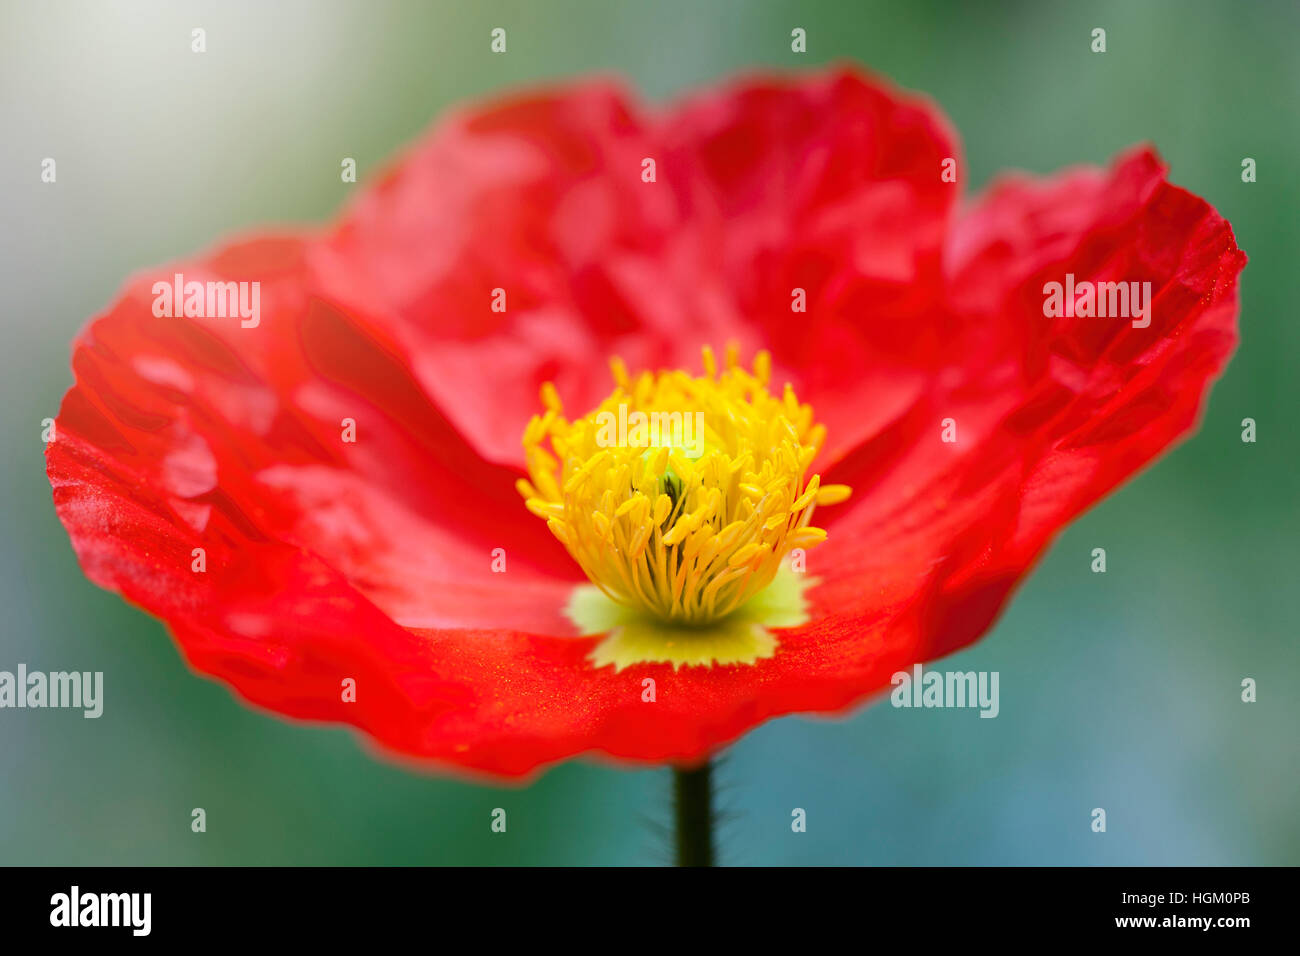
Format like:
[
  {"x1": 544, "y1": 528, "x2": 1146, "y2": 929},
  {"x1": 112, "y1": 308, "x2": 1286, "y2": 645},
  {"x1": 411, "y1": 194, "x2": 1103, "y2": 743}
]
[{"x1": 2, "y1": 0, "x2": 1296, "y2": 865}]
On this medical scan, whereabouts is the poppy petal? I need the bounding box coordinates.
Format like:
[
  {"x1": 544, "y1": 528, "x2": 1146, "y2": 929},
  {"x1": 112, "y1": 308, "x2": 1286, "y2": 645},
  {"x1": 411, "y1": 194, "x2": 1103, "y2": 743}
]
[
  {"x1": 322, "y1": 68, "x2": 961, "y2": 468},
  {"x1": 48, "y1": 236, "x2": 580, "y2": 648},
  {"x1": 811, "y1": 146, "x2": 1244, "y2": 668}
]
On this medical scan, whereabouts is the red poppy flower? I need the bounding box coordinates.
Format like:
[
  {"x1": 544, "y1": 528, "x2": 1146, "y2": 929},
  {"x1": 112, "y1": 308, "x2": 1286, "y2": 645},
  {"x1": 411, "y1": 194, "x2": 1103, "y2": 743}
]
[{"x1": 47, "y1": 67, "x2": 1245, "y2": 778}]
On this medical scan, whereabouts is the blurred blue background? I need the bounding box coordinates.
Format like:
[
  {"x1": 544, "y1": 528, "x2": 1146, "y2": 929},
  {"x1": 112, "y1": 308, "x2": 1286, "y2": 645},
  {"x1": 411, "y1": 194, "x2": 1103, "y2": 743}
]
[{"x1": 1, "y1": 0, "x2": 1296, "y2": 865}]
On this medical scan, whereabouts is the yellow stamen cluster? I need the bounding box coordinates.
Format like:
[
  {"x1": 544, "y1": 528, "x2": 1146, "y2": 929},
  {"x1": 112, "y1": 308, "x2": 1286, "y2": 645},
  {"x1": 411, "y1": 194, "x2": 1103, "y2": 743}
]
[{"x1": 518, "y1": 346, "x2": 851, "y2": 626}]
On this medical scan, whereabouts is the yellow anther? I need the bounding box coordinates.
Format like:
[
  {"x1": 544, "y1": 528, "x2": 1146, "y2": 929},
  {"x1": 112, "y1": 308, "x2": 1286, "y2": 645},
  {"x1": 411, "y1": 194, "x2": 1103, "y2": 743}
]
[
  {"x1": 609, "y1": 355, "x2": 630, "y2": 389},
  {"x1": 791, "y1": 475, "x2": 821, "y2": 512},
  {"x1": 546, "y1": 518, "x2": 571, "y2": 546},
  {"x1": 728, "y1": 541, "x2": 767, "y2": 567},
  {"x1": 628, "y1": 522, "x2": 653, "y2": 558},
  {"x1": 653, "y1": 494, "x2": 672, "y2": 526},
  {"x1": 701, "y1": 345, "x2": 717, "y2": 379},
  {"x1": 763, "y1": 513, "x2": 789, "y2": 532},
  {"x1": 815, "y1": 484, "x2": 853, "y2": 506},
  {"x1": 649, "y1": 445, "x2": 670, "y2": 476},
  {"x1": 787, "y1": 527, "x2": 827, "y2": 548},
  {"x1": 662, "y1": 518, "x2": 692, "y2": 547},
  {"x1": 525, "y1": 498, "x2": 566, "y2": 520}
]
